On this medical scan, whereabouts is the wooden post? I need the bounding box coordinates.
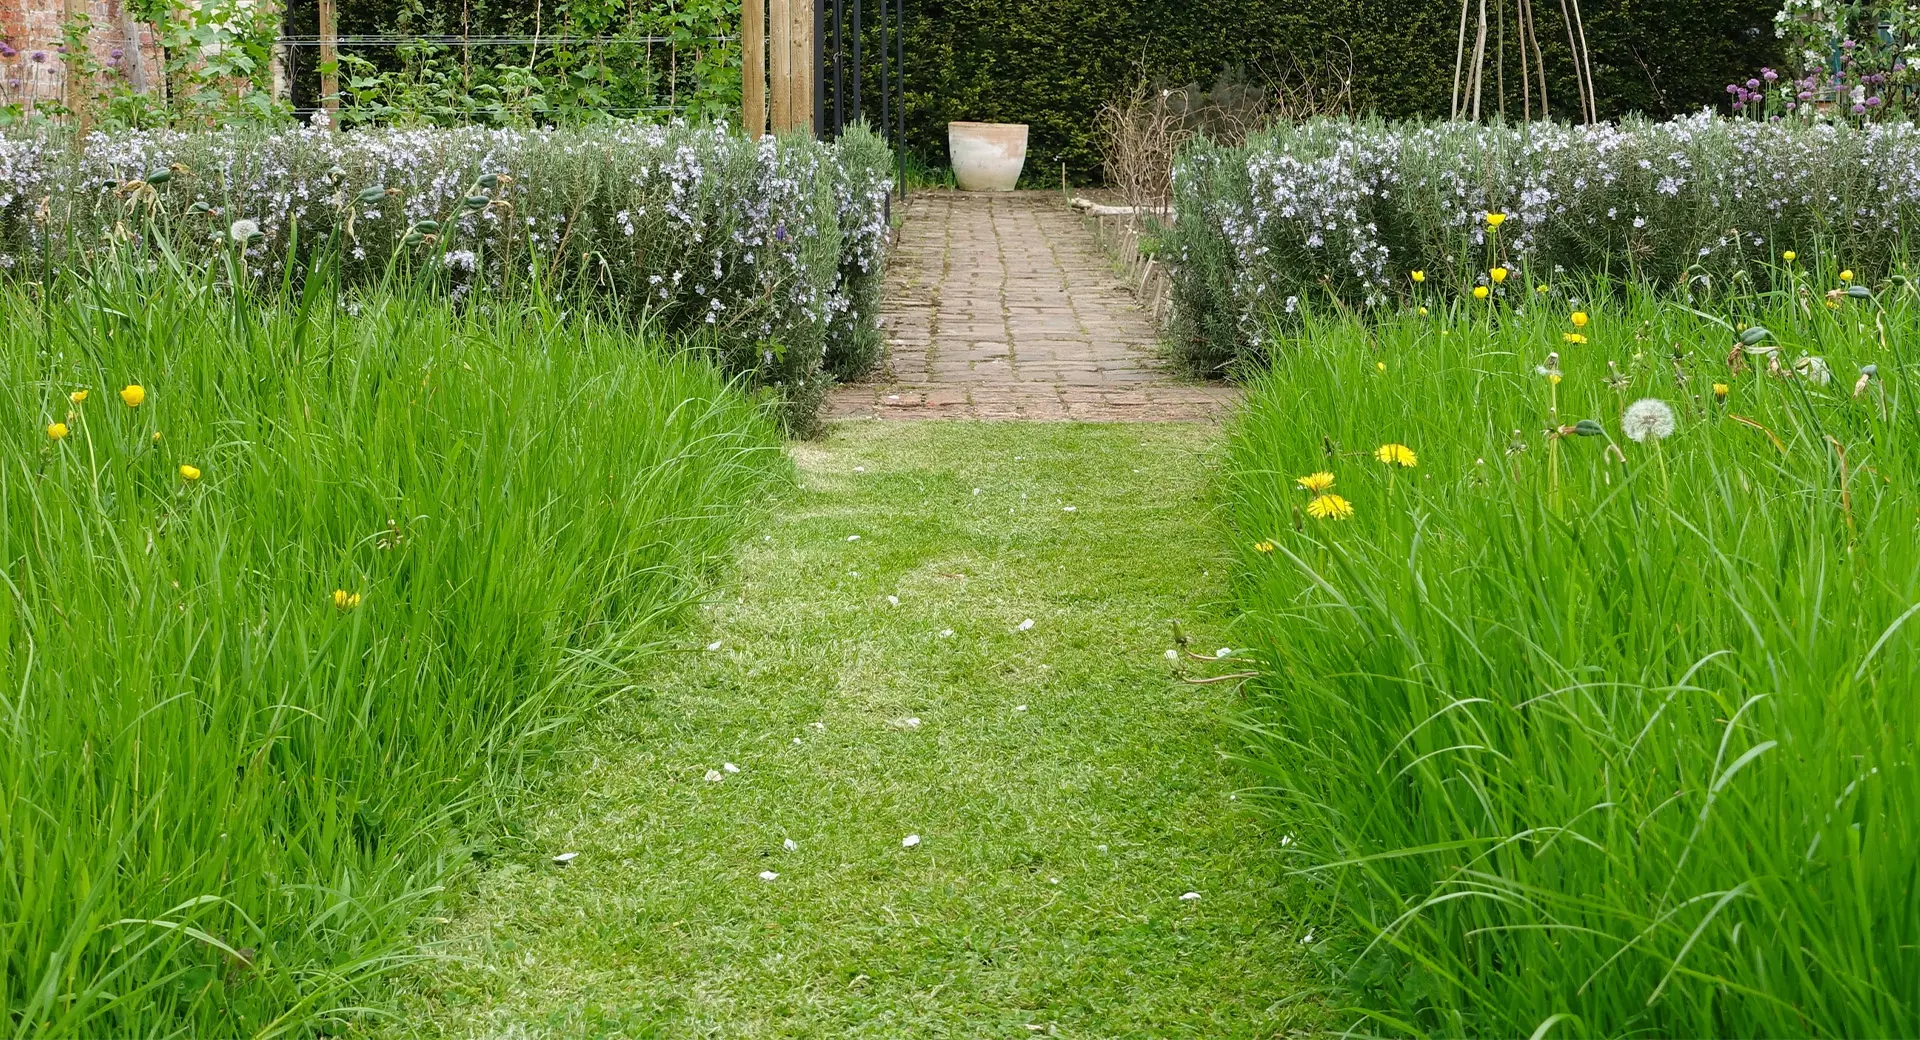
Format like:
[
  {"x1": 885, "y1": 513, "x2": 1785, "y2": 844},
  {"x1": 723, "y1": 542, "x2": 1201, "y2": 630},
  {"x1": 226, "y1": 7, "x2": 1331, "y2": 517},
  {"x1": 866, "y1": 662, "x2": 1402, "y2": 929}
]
[
  {"x1": 793, "y1": 0, "x2": 813, "y2": 135},
  {"x1": 319, "y1": 0, "x2": 339, "y2": 126},
  {"x1": 770, "y1": 0, "x2": 792, "y2": 132},
  {"x1": 743, "y1": 0, "x2": 766, "y2": 136}
]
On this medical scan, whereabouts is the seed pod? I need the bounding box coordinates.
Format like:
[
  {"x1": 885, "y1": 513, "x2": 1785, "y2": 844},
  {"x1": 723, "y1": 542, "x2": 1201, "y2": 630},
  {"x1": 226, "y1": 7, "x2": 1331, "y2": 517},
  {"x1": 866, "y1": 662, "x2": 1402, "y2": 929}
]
[
  {"x1": 1573, "y1": 419, "x2": 1605, "y2": 437},
  {"x1": 356, "y1": 187, "x2": 386, "y2": 205},
  {"x1": 413, "y1": 219, "x2": 441, "y2": 233},
  {"x1": 1739, "y1": 326, "x2": 1771, "y2": 345},
  {"x1": 476, "y1": 173, "x2": 499, "y2": 188},
  {"x1": 187, "y1": 201, "x2": 211, "y2": 214},
  {"x1": 463, "y1": 194, "x2": 490, "y2": 209},
  {"x1": 144, "y1": 169, "x2": 172, "y2": 185},
  {"x1": 1847, "y1": 285, "x2": 1873, "y2": 299}
]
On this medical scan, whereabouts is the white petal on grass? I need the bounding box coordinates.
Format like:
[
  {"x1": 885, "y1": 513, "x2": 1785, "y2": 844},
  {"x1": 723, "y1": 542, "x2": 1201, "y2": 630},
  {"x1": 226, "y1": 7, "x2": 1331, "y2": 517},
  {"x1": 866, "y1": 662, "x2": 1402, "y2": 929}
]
[
  {"x1": 886, "y1": 595, "x2": 900, "y2": 607},
  {"x1": 1300, "y1": 929, "x2": 1316, "y2": 944},
  {"x1": 1014, "y1": 704, "x2": 1028, "y2": 713},
  {"x1": 902, "y1": 834, "x2": 921, "y2": 848},
  {"x1": 846, "y1": 534, "x2": 861, "y2": 542},
  {"x1": 723, "y1": 762, "x2": 740, "y2": 774},
  {"x1": 1048, "y1": 877, "x2": 1059, "y2": 884},
  {"x1": 1180, "y1": 891, "x2": 1201, "y2": 902},
  {"x1": 704, "y1": 769, "x2": 724, "y2": 782},
  {"x1": 792, "y1": 737, "x2": 802, "y2": 745},
  {"x1": 759, "y1": 870, "x2": 780, "y2": 881},
  {"x1": 1280, "y1": 834, "x2": 1294, "y2": 847},
  {"x1": 1062, "y1": 505, "x2": 1076, "y2": 513},
  {"x1": 1164, "y1": 649, "x2": 1179, "y2": 661},
  {"x1": 783, "y1": 838, "x2": 798, "y2": 852},
  {"x1": 810, "y1": 721, "x2": 826, "y2": 731},
  {"x1": 938, "y1": 628, "x2": 954, "y2": 638},
  {"x1": 706, "y1": 641, "x2": 723, "y2": 652},
  {"x1": 853, "y1": 466, "x2": 866, "y2": 473},
  {"x1": 1214, "y1": 647, "x2": 1232, "y2": 658},
  {"x1": 1016, "y1": 618, "x2": 1035, "y2": 632},
  {"x1": 971, "y1": 488, "x2": 982, "y2": 495},
  {"x1": 551, "y1": 852, "x2": 579, "y2": 865}
]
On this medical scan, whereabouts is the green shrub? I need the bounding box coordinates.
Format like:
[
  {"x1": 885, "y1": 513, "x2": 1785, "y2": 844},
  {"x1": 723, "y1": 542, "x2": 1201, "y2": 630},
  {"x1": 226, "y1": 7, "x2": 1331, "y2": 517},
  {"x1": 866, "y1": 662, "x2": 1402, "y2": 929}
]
[
  {"x1": 1170, "y1": 116, "x2": 1920, "y2": 374},
  {"x1": 0, "y1": 121, "x2": 893, "y2": 432},
  {"x1": 901, "y1": 0, "x2": 1781, "y2": 180},
  {"x1": 1226, "y1": 284, "x2": 1920, "y2": 1035},
  {"x1": 0, "y1": 265, "x2": 782, "y2": 1034}
]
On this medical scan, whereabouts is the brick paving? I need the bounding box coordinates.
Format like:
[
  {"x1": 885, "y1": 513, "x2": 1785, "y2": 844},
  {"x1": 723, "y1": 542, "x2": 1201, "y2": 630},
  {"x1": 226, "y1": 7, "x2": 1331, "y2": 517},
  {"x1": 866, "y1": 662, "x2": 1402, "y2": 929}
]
[{"x1": 826, "y1": 191, "x2": 1236, "y2": 422}]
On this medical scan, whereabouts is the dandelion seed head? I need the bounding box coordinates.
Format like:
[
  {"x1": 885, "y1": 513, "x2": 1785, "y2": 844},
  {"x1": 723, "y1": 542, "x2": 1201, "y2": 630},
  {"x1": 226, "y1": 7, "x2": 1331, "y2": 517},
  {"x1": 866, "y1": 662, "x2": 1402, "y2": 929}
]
[{"x1": 1622, "y1": 398, "x2": 1677, "y2": 442}]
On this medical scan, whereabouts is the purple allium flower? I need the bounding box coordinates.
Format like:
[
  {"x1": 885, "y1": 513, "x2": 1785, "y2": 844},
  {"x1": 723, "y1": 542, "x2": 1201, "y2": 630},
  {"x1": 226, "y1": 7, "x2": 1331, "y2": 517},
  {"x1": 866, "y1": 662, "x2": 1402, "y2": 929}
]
[
  {"x1": 1799, "y1": 91, "x2": 1814, "y2": 101},
  {"x1": 1727, "y1": 83, "x2": 1740, "y2": 94},
  {"x1": 109, "y1": 48, "x2": 123, "y2": 59},
  {"x1": 1853, "y1": 102, "x2": 1868, "y2": 115},
  {"x1": 1763, "y1": 68, "x2": 1778, "y2": 82},
  {"x1": 30, "y1": 50, "x2": 47, "y2": 63},
  {"x1": 0, "y1": 43, "x2": 15, "y2": 58},
  {"x1": 1746, "y1": 79, "x2": 1760, "y2": 89},
  {"x1": 1733, "y1": 101, "x2": 1746, "y2": 111},
  {"x1": 1842, "y1": 38, "x2": 1857, "y2": 50},
  {"x1": 1866, "y1": 96, "x2": 1882, "y2": 107}
]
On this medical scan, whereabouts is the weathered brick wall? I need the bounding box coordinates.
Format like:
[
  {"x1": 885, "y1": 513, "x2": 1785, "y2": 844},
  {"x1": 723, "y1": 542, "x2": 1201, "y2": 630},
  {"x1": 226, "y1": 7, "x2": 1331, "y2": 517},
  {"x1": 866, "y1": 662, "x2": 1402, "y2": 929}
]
[{"x1": 2, "y1": 0, "x2": 177, "y2": 109}]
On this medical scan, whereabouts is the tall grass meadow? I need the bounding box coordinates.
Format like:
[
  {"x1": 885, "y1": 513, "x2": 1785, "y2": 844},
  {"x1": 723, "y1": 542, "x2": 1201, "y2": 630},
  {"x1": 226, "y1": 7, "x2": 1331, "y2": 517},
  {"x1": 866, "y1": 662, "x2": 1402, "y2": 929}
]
[
  {"x1": 0, "y1": 259, "x2": 781, "y2": 1033},
  {"x1": 1227, "y1": 272, "x2": 1920, "y2": 1034}
]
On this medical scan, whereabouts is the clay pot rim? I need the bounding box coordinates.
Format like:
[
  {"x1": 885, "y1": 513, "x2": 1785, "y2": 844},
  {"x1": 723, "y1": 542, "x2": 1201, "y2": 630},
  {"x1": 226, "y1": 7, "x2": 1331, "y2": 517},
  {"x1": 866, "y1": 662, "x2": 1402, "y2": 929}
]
[{"x1": 949, "y1": 121, "x2": 1030, "y2": 131}]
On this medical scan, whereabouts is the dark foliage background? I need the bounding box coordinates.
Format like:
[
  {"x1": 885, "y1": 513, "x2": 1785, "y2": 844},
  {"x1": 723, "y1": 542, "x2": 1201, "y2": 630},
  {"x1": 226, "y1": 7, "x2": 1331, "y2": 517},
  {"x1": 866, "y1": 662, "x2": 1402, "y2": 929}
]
[{"x1": 897, "y1": 0, "x2": 1785, "y2": 180}]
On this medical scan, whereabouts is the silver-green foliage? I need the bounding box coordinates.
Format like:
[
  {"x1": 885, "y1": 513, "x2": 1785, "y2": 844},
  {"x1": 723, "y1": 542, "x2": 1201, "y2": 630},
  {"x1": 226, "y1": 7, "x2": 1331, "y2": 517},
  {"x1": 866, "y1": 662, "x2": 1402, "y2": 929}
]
[
  {"x1": 0, "y1": 121, "x2": 892, "y2": 430},
  {"x1": 1173, "y1": 116, "x2": 1920, "y2": 373},
  {"x1": 1227, "y1": 285, "x2": 1920, "y2": 1035}
]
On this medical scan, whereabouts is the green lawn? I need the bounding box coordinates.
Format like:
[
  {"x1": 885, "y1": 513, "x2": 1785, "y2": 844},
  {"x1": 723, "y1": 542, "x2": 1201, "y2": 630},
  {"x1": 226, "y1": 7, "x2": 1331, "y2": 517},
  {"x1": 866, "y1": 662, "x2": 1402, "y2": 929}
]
[{"x1": 384, "y1": 421, "x2": 1316, "y2": 1037}]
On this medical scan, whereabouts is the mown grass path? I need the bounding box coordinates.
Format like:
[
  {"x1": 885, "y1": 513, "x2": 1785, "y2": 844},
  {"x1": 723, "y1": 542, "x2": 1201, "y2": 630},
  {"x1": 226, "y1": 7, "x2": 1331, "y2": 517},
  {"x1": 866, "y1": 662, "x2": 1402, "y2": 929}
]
[{"x1": 390, "y1": 422, "x2": 1310, "y2": 1037}]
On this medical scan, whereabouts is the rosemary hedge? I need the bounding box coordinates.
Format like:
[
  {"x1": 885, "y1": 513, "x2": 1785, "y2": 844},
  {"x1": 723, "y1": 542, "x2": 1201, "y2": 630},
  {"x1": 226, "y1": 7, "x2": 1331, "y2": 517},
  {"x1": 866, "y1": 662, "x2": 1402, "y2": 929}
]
[{"x1": 0, "y1": 121, "x2": 892, "y2": 430}]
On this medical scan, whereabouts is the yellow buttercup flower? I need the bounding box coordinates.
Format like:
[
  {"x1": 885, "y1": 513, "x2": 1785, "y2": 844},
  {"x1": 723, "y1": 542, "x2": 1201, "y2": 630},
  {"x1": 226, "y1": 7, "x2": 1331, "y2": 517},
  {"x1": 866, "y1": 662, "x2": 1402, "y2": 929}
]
[
  {"x1": 1485, "y1": 212, "x2": 1506, "y2": 228},
  {"x1": 1563, "y1": 332, "x2": 1587, "y2": 344},
  {"x1": 1839, "y1": 269, "x2": 1854, "y2": 282},
  {"x1": 332, "y1": 589, "x2": 363, "y2": 610},
  {"x1": 1713, "y1": 383, "x2": 1730, "y2": 401},
  {"x1": 1376, "y1": 361, "x2": 1387, "y2": 372},
  {"x1": 1536, "y1": 284, "x2": 1549, "y2": 294},
  {"x1": 1782, "y1": 250, "x2": 1796, "y2": 262},
  {"x1": 1305, "y1": 494, "x2": 1353, "y2": 520},
  {"x1": 1411, "y1": 270, "x2": 1425, "y2": 283},
  {"x1": 1296, "y1": 471, "x2": 1336, "y2": 493},
  {"x1": 1473, "y1": 285, "x2": 1489, "y2": 300},
  {"x1": 1489, "y1": 267, "x2": 1509, "y2": 284},
  {"x1": 1375, "y1": 443, "x2": 1418, "y2": 468},
  {"x1": 69, "y1": 389, "x2": 88, "y2": 403},
  {"x1": 1253, "y1": 540, "x2": 1274, "y2": 553},
  {"x1": 47, "y1": 422, "x2": 68, "y2": 441},
  {"x1": 152, "y1": 431, "x2": 162, "y2": 443},
  {"x1": 178, "y1": 464, "x2": 201, "y2": 481},
  {"x1": 1570, "y1": 311, "x2": 1589, "y2": 327},
  {"x1": 119, "y1": 384, "x2": 146, "y2": 407},
  {"x1": 1418, "y1": 306, "x2": 1429, "y2": 315}
]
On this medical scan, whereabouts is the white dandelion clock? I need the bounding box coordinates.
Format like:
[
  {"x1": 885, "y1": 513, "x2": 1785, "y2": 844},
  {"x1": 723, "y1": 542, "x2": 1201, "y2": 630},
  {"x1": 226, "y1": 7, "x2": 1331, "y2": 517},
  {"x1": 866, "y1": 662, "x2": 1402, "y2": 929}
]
[
  {"x1": 228, "y1": 218, "x2": 261, "y2": 245},
  {"x1": 1621, "y1": 398, "x2": 1677, "y2": 443}
]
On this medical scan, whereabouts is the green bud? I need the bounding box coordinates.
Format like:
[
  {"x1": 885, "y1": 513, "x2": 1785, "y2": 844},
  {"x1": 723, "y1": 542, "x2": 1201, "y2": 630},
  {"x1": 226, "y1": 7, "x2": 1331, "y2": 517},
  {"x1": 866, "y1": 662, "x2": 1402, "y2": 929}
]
[
  {"x1": 187, "y1": 201, "x2": 211, "y2": 214},
  {"x1": 356, "y1": 187, "x2": 387, "y2": 205},
  {"x1": 1847, "y1": 285, "x2": 1872, "y2": 299},
  {"x1": 144, "y1": 169, "x2": 172, "y2": 185},
  {"x1": 476, "y1": 173, "x2": 499, "y2": 188},
  {"x1": 1738, "y1": 326, "x2": 1771, "y2": 345},
  {"x1": 413, "y1": 219, "x2": 440, "y2": 233},
  {"x1": 1573, "y1": 419, "x2": 1605, "y2": 437},
  {"x1": 463, "y1": 195, "x2": 490, "y2": 209}
]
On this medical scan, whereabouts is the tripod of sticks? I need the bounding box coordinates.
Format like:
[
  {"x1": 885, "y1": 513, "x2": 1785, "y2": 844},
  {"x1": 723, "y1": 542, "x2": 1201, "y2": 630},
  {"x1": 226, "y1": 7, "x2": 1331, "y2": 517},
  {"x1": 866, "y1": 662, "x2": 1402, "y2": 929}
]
[{"x1": 1452, "y1": 0, "x2": 1596, "y2": 123}]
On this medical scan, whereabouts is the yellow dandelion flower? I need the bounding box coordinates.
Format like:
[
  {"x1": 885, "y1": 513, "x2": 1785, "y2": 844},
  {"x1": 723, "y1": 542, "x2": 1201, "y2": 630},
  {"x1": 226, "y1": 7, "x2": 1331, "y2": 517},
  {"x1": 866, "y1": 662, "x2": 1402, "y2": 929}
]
[
  {"x1": 1376, "y1": 361, "x2": 1387, "y2": 372},
  {"x1": 1490, "y1": 266, "x2": 1509, "y2": 283},
  {"x1": 152, "y1": 431, "x2": 162, "y2": 443},
  {"x1": 1549, "y1": 373, "x2": 1563, "y2": 386},
  {"x1": 1782, "y1": 250, "x2": 1796, "y2": 262},
  {"x1": 119, "y1": 384, "x2": 146, "y2": 407},
  {"x1": 69, "y1": 389, "x2": 88, "y2": 403},
  {"x1": 1485, "y1": 212, "x2": 1506, "y2": 228},
  {"x1": 1305, "y1": 494, "x2": 1353, "y2": 520},
  {"x1": 332, "y1": 589, "x2": 363, "y2": 610},
  {"x1": 1563, "y1": 332, "x2": 1587, "y2": 344},
  {"x1": 1840, "y1": 269, "x2": 1854, "y2": 282},
  {"x1": 1713, "y1": 383, "x2": 1730, "y2": 401},
  {"x1": 178, "y1": 464, "x2": 201, "y2": 481},
  {"x1": 1418, "y1": 306, "x2": 1429, "y2": 315},
  {"x1": 1411, "y1": 270, "x2": 1425, "y2": 282},
  {"x1": 1473, "y1": 285, "x2": 1489, "y2": 300},
  {"x1": 1825, "y1": 298, "x2": 1841, "y2": 310},
  {"x1": 1536, "y1": 284, "x2": 1549, "y2": 294},
  {"x1": 1375, "y1": 443, "x2": 1418, "y2": 468},
  {"x1": 47, "y1": 422, "x2": 68, "y2": 441},
  {"x1": 1296, "y1": 471, "x2": 1336, "y2": 493},
  {"x1": 1570, "y1": 311, "x2": 1589, "y2": 327},
  {"x1": 1253, "y1": 540, "x2": 1274, "y2": 553}
]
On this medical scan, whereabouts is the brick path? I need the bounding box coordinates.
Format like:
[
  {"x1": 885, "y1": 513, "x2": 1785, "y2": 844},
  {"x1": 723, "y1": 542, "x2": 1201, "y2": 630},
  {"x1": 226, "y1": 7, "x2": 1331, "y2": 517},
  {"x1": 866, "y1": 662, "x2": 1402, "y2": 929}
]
[{"x1": 826, "y1": 192, "x2": 1236, "y2": 422}]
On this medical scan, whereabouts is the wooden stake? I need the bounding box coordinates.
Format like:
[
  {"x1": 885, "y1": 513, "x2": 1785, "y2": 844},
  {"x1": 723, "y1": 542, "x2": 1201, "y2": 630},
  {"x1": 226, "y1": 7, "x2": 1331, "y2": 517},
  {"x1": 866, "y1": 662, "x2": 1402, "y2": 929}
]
[
  {"x1": 792, "y1": 0, "x2": 813, "y2": 135},
  {"x1": 743, "y1": 0, "x2": 766, "y2": 136},
  {"x1": 319, "y1": 0, "x2": 339, "y2": 126},
  {"x1": 770, "y1": 0, "x2": 792, "y2": 132}
]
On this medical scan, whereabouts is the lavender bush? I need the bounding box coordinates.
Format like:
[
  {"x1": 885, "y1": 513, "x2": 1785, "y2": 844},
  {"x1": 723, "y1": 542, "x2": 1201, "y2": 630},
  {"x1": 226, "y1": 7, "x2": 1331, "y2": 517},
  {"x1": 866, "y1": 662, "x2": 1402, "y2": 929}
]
[
  {"x1": 1170, "y1": 115, "x2": 1920, "y2": 373},
  {"x1": 0, "y1": 121, "x2": 891, "y2": 430}
]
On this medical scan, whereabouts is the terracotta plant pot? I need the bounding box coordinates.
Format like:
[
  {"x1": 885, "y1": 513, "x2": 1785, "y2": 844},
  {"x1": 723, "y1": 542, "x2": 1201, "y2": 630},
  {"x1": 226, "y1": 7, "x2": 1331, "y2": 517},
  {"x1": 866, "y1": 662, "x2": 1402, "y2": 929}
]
[{"x1": 948, "y1": 121, "x2": 1029, "y2": 191}]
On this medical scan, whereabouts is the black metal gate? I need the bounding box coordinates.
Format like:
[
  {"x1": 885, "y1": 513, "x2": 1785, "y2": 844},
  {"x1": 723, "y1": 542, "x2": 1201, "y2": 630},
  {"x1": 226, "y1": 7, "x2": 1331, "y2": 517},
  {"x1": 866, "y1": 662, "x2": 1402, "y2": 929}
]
[{"x1": 813, "y1": 0, "x2": 907, "y2": 193}]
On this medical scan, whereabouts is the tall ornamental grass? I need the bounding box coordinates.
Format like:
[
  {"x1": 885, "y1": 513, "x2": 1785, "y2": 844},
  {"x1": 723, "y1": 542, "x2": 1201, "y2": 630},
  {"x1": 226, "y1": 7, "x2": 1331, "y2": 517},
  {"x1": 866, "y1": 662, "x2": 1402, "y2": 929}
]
[
  {"x1": 0, "y1": 263, "x2": 781, "y2": 1034},
  {"x1": 1226, "y1": 278, "x2": 1920, "y2": 1035},
  {"x1": 0, "y1": 121, "x2": 892, "y2": 430},
  {"x1": 1173, "y1": 115, "x2": 1920, "y2": 374}
]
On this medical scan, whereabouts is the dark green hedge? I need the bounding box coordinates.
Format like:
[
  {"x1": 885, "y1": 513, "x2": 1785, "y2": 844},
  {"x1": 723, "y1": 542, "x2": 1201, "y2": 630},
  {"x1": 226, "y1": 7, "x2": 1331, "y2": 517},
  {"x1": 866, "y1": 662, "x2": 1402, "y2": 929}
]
[{"x1": 900, "y1": 0, "x2": 1785, "y2": 181}]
